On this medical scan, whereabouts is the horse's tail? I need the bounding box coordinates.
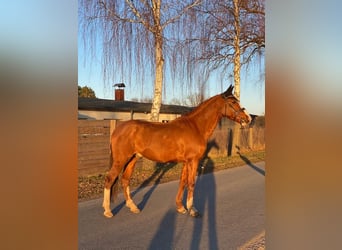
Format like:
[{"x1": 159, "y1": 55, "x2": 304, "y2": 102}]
[
  {"x1": 111, "y1": 180, "x2": 121, "y2": 202},
  {"x1": 110, "y1": 184, "x2": 120, "y2": 203},
  {"x1": 108, "y1": 139, "x2": 113, "y2": 173}
]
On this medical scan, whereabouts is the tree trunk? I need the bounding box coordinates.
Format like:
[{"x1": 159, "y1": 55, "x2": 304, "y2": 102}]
[
  {"x1": 233, "y1": 0, "x2": 241, "y2": 101},
  {"x1": 150, "y1": 33, "x2": 164, "y2": 122},
  {"x1": 230, "y1": 0, "x2": 242, "y2": 156},
  {"x1": 150, "y1": 0, "x2": 164, "y2": 122}
]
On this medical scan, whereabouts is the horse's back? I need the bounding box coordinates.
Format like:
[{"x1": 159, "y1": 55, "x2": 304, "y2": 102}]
[{"x1": 111, "y1": 120, "x2": 161, "y2": 145}]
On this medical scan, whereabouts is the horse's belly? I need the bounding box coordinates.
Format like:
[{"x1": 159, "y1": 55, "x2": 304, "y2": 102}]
[
  {"x1": 140, "y1": 147, "x2": 183, "y2": 163},
  {"x1": 134, "y1": 126, "x2": 204, "y2": 162}
]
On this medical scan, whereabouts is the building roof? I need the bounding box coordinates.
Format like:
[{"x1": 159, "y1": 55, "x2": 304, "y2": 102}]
[{"x1": 78, "y1": 97, "x2": 193, "y2": 115}]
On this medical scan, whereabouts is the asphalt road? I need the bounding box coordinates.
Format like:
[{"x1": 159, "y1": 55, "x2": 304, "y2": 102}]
[{"x1": 78, "y1": 161, "x2": 265, "y2": 250}]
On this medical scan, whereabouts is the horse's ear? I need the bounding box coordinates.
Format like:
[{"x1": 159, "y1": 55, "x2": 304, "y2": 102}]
[{"x1": 221, "y1": 85, "x2": 234, "y2": 99}]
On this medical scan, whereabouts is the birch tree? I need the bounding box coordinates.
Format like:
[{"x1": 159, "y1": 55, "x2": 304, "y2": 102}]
[
  {"x1": 79, "y1": 0, "x2": 201, "y2": 121},
  {"x1": 181, "y1": 0, "x2": 265, "y2": 100},
  {"x1": 233, "y1": 0, "x2": 265, "y2": 100},
  {"x1": 232, "y1": 0, "x2": 242, "y2": 100}
]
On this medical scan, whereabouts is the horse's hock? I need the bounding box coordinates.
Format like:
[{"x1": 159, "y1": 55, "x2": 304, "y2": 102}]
[{"x1": 78, "y1": 118, "x2": 265, "y2": 177}]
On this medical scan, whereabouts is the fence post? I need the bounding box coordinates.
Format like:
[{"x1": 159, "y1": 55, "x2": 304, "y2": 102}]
[
  {"x1": 248, "y1": 127, "x2": 254, "y2": 150},
  {"x1": 231, "y1": 124, "x2": 240, "y2": 156}
]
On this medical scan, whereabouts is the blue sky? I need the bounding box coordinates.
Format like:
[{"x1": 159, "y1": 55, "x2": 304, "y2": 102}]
[{"x1": 78, "y1": 36, "x2": 265, "y2": 116}]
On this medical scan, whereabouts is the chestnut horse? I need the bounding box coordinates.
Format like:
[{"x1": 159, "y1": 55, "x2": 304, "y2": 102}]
[{"x1": 103, "y1": 85, "x2": 251, "y2": 218}]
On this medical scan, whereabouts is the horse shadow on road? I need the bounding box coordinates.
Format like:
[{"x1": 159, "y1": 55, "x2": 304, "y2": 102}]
[
  {"x1": 134, "y1": 162, "x2": 177, "y2": 211},
  {"x1": 149, "y1": 139, "x2": 219, "y2": 250},
  {"x1": 112, "y1": 161, "x2": 176, "y2": 215}
]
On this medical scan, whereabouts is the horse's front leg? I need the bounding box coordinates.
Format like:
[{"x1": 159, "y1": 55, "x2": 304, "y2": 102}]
[
  {"x1": 175, "y1": 163, "x2": 188, "y2": 214},
  {"x1": 186, "y1": 159, "x2": 201, "y2": 217}
]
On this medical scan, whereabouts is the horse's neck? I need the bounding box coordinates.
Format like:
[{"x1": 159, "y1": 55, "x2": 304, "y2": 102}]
[{"x1": 187, "y1": 97, "x2": 222, "y2": 141}]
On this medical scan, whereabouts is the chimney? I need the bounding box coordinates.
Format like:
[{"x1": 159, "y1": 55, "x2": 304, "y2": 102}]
[{"x1": 113, "y1": 83, "x2": 125, "y2": 101}]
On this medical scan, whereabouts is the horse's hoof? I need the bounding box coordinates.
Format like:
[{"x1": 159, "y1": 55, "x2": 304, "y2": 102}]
[
  {"x1": 126, "y1": 201, "x2": 140, "y2": 214},
  {"x1": 176, "y1": 207, "x2": 187, "y2": 214},
  {"x1": 189, "y1": 208, "x2": 201, "y2": 218},
  {"x1": 130, "y1": 207, "x2": 141, "y2": 214},
  {"x1": 104, "y1": 211, "x2": 114, "y2": 218}
]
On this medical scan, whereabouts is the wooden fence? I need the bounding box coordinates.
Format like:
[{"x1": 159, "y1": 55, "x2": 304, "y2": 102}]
[
  {"x1": 78, "y1": 118, "x2": 265, "y2": 176},
  {"x1": 78, "y1": 120, "x2": 112, "y2": 176}
]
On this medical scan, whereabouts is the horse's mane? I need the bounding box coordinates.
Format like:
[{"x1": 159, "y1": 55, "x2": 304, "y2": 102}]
[{"x1": 181, "y1": 94, "x2": 222, "y2": 118}]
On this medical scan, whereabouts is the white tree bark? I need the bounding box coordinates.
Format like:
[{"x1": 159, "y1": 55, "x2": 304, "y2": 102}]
[
  {"x1": 150, "y1": 0, "x2": 164, "y2": 122},
  {"x1": 233, "y1": 0, "x2": 241, "y2": 101}
]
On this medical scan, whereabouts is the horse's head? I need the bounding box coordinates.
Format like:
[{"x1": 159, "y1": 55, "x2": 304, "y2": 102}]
[{"x1": 221, "y1": 85, "x2": 251, "y2": 128}]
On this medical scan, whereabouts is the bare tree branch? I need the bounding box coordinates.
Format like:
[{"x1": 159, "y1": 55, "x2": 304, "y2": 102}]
[
  {"x1": 124, "y1": 0, "x2": 153, "y2": 31},
  {"x1": 79, "y1": 0, "x2": 264, "y2": 115},
  {"x1": 161, "y1": 0, "x2": 202, "y2": 28},
  {"x1": 97, "y1": 0, "x2": 142, "y2": 24}
]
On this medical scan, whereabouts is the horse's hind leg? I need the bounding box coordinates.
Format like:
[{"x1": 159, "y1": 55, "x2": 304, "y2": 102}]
[
  {"x1": 121, "y1": 156, "x2": 140, "y2": 213},
  {"x1": 103, "y1": 160, "x2": 125, "y2": 218}
]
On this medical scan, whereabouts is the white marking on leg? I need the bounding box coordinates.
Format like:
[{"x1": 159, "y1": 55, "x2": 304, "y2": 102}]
[
  {"x1": 125, "y1": 186, "x2": 140, "y2": 213},
  {"x1": 187, "y1": 197, "x2": 200, "y2": 217},
  {"x1": 103, "y1": 188, "x2": 113, "y2": 218},
  {"x1": 125, "y1": 186, "x2": 131, "y2": 200},
  {"x1": 187, "y1": 197, "x2": 193, "y2": 211}
]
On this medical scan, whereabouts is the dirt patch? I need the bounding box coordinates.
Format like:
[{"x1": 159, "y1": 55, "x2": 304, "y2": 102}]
[{"x1": 78, "y1": 150, "x2": 265, "y2": 201}]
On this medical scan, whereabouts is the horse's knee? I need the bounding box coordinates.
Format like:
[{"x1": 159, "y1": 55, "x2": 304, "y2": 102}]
[{"x1": 104, "y1": 174, "x2": 115, "y2": 189}]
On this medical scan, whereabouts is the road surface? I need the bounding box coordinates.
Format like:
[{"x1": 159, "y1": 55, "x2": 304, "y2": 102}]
[{"x1": 79, "y1": 161, "x2": 265, "y2": 249}]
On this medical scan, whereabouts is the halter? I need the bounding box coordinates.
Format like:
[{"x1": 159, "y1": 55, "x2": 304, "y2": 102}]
[
  {"x1": 224, "y1": 96, "x2": 245, "y2": 122},
  {"x1": 228, "y1": 103, "x2": 245, "y2": 117}
]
